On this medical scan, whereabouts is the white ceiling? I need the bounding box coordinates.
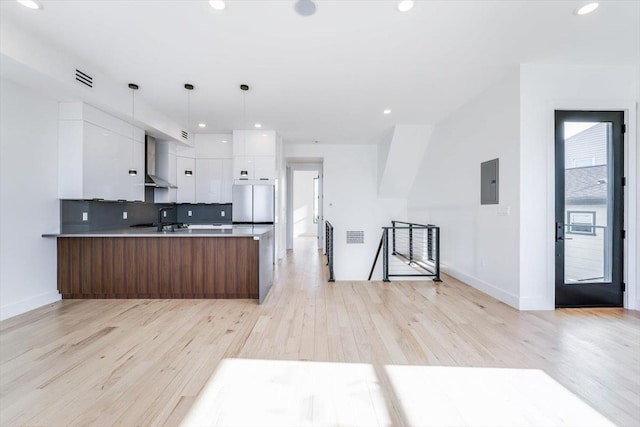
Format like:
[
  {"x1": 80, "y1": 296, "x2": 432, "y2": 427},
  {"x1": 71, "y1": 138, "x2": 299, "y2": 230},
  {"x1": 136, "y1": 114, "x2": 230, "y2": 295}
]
[{"x1": 1, "y1": 0, "x2": 638, "y2": 144}]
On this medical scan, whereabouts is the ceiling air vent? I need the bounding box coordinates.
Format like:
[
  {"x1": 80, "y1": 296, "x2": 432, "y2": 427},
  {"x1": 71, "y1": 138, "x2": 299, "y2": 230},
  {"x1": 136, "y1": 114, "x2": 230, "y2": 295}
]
[
  {"x1": 181, "y1": 130, "x2": 189, "y2": 140},
  {"x1": 75, "y1": 69, "x2": 93, "y2": 88}
]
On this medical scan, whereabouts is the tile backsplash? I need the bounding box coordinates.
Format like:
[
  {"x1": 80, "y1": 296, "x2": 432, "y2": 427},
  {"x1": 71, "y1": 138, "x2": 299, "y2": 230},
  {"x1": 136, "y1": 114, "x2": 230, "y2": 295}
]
[{"x1": 60, "y1": 200, "x2": 232, "y2": 233}]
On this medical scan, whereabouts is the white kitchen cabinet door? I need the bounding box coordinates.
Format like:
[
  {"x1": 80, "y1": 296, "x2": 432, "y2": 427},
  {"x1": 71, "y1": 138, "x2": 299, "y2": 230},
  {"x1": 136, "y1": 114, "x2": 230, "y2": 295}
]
[
  {"x1": 195, "y1": 134, "x2": 233, "y2": 158},
  {"x1": 232, "y1": 130, "x2": 246, "y2": 156},
  {"x1": 221, "y1": 158, "x2": 233, "y2": 203},
  {"x1": 129, "y1": 138, "x2": 145, "y2": 201},
  {"x1": 176, "y1": 156, "x2": 196, "y2": 203},
  {"x1": 233, "y1": 156, "x2": 254, "y2": 180},
  {"x1": 254, "y1": 156, "x2": 276, "y2": 180},
  {"x1": 245, "y1": 130, "x2": 276, "y2": 156},
  {"x1": 59, "y1": 104, "x2": 145, "y2": 201},
  {"x1": 195, "y1": 158, "x2": 223, "y2": 203},
  {"x1": 83, "y1": 122, "x2": 119, "y2": 200}
]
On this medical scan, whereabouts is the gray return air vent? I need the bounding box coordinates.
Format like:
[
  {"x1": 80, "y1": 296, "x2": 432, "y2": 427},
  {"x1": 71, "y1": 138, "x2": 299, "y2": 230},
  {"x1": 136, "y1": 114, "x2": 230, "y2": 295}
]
[
  {"x1": 346, "y1": 230, "x2": 364, "y2": 244},
  {"x1": 181, "y1": 130, "x2": 189, "y2": 140},
  {"x1": 75, "y1": 69, "x2": 93, "y2": 88}
]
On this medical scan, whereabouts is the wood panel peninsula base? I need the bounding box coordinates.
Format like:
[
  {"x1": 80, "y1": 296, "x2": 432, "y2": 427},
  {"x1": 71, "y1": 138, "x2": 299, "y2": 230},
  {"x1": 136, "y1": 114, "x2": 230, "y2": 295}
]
[{"x1": 54, "y1": 228, "x2": 274, "y2": 303}]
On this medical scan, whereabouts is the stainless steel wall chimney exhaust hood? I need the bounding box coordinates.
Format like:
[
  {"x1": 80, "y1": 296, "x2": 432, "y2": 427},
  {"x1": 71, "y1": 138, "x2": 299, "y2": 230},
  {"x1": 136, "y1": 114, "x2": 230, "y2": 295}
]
[{"x1": 145, "y1": 135, "x2": 177, "y2": 189}]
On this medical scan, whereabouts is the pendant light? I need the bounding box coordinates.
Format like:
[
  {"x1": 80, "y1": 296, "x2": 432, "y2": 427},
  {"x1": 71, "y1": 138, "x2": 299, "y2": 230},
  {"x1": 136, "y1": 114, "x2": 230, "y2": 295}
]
[{"x1": 128, "y1": 83, "x2": 139, "y2": 176}]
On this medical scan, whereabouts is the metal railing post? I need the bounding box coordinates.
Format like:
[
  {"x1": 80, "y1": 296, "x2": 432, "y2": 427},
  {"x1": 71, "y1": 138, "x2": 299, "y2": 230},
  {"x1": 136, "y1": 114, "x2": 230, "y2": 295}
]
[
  {"x1": 409, "y1": 223, "x2": 413, "y2": 264},
  {"x1": 392, "y1": 221, "x2": 396, "y2": 255},
  {"x1": 383, "y1": 228, "x2": 390, "y2": 282},
  {"x1": 433, "y1": 227, "x2": 442, "y2": 282}
]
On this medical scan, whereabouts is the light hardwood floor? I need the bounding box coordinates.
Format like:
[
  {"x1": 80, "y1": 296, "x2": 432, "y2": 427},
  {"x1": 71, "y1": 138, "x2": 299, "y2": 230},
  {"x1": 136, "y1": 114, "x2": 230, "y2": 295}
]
[{"x1": 1, "y1": 236, "x2": 639, "y2": 426}]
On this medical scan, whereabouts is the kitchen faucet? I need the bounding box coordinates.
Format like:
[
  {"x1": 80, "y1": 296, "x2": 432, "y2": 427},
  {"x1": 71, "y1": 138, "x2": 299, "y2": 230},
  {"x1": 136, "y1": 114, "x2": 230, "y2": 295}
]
[{"x1": 157, "y1": 206, "x2": 175, "y2": 232}]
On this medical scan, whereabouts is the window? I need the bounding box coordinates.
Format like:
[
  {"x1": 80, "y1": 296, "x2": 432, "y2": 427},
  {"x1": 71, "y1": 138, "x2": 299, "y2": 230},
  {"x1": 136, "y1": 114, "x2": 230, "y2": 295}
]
[
  {"x1": 567, "y1": 211, "x2": 596, "y2": 235},
  {"x1": 572, "y1": 157, "x2": 595, "y2": 168}
]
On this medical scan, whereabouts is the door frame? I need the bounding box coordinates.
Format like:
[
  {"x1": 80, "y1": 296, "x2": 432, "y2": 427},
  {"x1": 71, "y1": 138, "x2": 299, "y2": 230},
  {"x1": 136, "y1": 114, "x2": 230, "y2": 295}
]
[
  {"x1": 286, "y1": 161, "x2": 324, "y2": 251},
  {"x1": 554, "y1": 110, "x2": 624, "y2": 307},
  {"x1": 545, "y1": 102, "x2": 637, "y2": 309}
]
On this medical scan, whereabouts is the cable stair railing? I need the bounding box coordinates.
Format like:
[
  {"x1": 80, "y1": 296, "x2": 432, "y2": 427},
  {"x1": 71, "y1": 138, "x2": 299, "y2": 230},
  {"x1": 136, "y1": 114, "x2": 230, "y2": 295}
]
[{"x1": 368, "y1": 220, "x2": 441, "y2": 282}]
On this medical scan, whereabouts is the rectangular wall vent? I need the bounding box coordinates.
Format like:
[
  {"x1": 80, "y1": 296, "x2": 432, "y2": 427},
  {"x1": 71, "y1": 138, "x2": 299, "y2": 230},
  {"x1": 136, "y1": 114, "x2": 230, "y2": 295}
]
[
  {"x1": 181, "y1": 130, "x2": 189, "y2": 140},
  {"x1": 75, "y1": 69, "x2": 93, "y2": 88},
  {"x1": 346, "y1": 230, "x2": 364, "y2": 244}
]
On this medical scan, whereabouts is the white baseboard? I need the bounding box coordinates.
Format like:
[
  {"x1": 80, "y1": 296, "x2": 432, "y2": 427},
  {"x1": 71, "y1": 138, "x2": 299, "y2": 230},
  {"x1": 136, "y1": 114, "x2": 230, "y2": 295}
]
[
  {"x1": 518, "y1": 296, "x2": 554, "y2": 311},
  {"x1": 440, "y1": 265, "x2": 520, "y2": 309},
  {"x1": 0, "y1": 291, "x2": 61, "y2": 321}
]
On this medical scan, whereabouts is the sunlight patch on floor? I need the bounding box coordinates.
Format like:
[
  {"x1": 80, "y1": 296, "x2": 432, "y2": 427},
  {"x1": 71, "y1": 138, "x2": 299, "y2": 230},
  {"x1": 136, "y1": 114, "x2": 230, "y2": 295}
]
[
  {"x1": 385, "y1": 365, "x2": 614, "y2": 427},
  {"x1": 180, "y1": 358, "x2": 390, "y2": 427}
]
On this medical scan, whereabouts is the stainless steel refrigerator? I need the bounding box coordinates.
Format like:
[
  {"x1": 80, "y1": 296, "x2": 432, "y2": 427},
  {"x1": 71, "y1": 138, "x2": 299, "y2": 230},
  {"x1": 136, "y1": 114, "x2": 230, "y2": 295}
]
[{"x1": 232, "y1": 184, "x2": 275, "y2": 223}]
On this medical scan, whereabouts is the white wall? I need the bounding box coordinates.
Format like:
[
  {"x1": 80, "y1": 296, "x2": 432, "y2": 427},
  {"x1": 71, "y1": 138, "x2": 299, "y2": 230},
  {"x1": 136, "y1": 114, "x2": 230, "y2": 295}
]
[
  {"x1": 0, "y1": 78, "x2": 61, "y2": 320},
  {"x1": 378, "y1": 125, "x2": 434, "y2": 198},
  {"x1": 293, "y1": 170, "x2": 318, "y2": 237},
  {"x1": 407, "y1": 72, "x2": 521, "y2": 308},
  {"x1": 520, "y1": 64, "x2": 639, "y2": 310},
  {"x1": 285, "y1": 144, "x2": 407, "y2": 280}
]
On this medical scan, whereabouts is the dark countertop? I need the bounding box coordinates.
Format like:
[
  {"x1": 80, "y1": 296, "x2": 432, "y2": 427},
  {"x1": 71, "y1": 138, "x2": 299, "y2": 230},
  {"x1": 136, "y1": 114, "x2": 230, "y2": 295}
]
[{"x1": 43, "y1": 225, "x2": 274, "y2": 238}]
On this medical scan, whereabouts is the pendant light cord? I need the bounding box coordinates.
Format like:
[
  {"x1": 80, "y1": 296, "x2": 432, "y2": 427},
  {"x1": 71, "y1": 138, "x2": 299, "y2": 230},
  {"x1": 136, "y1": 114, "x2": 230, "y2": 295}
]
[
  {"x1": 187, "y1": 90, "x2": 191, "y2": 129},
  {"x1": 131, "y1": 87, "x2": 135, "y2": 168}
]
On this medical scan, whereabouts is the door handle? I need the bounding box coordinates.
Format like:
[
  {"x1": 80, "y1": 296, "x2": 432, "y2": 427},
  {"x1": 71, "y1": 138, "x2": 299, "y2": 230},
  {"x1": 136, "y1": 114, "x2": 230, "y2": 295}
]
[{"x1": 555, "y1": 222, "x2": 564, "y2": 242}]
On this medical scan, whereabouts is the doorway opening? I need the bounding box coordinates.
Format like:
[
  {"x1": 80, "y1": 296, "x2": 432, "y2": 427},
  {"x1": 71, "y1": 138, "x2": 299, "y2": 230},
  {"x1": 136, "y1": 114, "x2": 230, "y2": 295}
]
[
  {"x1": 286, "y1": 162, "x2": 323, "y2": 252},
  {"x1": 554, "y1": 110, "x2": 625, "y2": 307}
]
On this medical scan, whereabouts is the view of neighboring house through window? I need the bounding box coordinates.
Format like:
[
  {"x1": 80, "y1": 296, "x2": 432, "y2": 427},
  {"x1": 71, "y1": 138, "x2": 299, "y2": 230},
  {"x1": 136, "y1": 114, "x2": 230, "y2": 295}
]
[
  {"x1": 563, "y1": 122, "x2": 612, "y2": 283},
  {"x1": 567, "y1": 211, "x2": 596, "y2": 235}
]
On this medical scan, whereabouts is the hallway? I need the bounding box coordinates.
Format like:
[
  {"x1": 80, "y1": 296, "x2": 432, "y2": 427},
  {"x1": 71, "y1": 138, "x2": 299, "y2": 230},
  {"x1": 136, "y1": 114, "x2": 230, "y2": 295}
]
[{"x1": 1, "y1": 237, "x2": 639, "y2": 426}]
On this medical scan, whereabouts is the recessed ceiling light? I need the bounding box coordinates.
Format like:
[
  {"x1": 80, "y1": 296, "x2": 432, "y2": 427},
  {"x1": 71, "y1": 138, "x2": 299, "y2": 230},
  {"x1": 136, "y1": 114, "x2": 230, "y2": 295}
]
[
  {"x1": 294, "y1": 0, "x2": 317, "y2": 16},
  {"x1": 397, "y1": 0, "x2": 414, "y2": 12},
  {"x1": 222, "y1": 140, "x2": 228, "y2": 144},
  {"x1": 262, "y1": 134, "x2": 268, "y2": 137},
  {"x1": 254, "y1": 123, "x2": 262, "y2": 128},
  {"x1": 198, "y1": 123, "x2": 206, "y2": 128},
  {"x1": 383, "y1": 109, "x2": 392, "y2": 114},
  {"x1": 16, "y1": 0, "x2": 43, "y2": 10},
  {"x1": 209, "y1": 0, "x2": 226, "y2": 11},
  {"x1": 575, "y1": 2, "x2": 599, "y2": 15}
]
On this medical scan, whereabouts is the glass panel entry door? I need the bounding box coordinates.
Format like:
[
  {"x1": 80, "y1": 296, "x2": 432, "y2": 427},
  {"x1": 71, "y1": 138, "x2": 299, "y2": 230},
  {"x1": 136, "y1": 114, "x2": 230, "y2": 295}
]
[{"x1": 555, "y1": 111, "x2": 624, "y2": 307}]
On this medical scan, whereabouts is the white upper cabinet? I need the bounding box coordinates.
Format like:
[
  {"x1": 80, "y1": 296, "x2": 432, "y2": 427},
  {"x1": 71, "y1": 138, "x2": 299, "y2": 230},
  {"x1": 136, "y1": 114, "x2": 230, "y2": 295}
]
[
  {"x1": 233, "y1": 156, "x2": 254, "y2": 180},
  {"x1": 246, "y1": 131, "x2": 276, "y2": 156},
  {"x1": 176, "y1": 156, "x2": 196, "y2": 203},
  {"x1": 59, "y1": 102, "x2": 144, "y2": 201},
  {"x1": 196, "y1": 134, "x2": 233, "y2": 158},
  {"x1": 232, "y1": 130, "x2": 276, "y2": 181},
  {"x1": 176, "y1": 133, "x2": 235, "y2": 204},
  {"x1": 221, "y1": 159, "x2": 233, "y2": 203},
  {"x1": 254, "y1": 156, "x2": 276, "y2": 180},
  {"x1": 195, "y1": 158, "x2": 223, "y2": 203},
  {"x1": 232, "y1": 130, "x2": 276, "y2": 156}
]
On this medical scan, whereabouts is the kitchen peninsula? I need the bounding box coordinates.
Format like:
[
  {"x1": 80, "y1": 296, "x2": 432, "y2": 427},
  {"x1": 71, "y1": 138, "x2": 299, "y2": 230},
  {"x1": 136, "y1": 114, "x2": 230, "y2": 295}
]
[{"x1": 47, "y1": 225, "x2": 274, "y2": 304}]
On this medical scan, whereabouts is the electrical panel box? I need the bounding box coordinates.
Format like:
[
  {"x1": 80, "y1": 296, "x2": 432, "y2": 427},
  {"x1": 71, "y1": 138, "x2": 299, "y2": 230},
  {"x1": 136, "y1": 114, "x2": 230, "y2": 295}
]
[{"x1": 481, "y1": 158, "x2": 499, "y2": 205}]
